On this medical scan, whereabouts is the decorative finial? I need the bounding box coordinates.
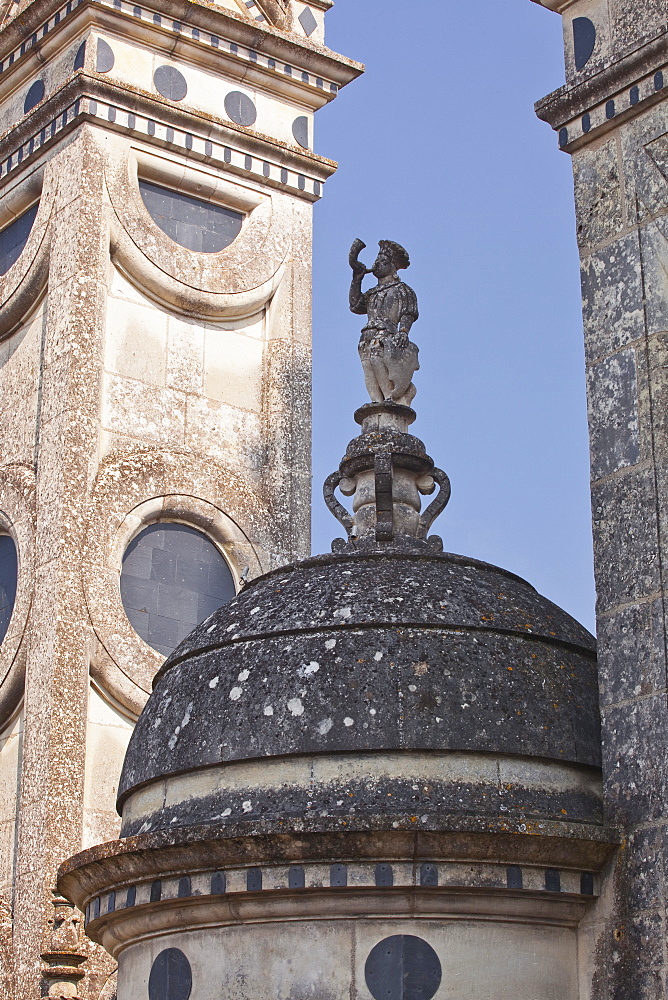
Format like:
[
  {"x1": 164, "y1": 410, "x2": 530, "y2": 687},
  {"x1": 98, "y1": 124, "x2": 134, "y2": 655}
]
[
  {"x1": 41, "y1": 891, "x2": 87, "y2": 999},
  {"x1": 348, "y1": 238, "x2": 420, "y2": 406},
  {"x1": 324, "y1": 239, "x2": 450, "y2": 552}
]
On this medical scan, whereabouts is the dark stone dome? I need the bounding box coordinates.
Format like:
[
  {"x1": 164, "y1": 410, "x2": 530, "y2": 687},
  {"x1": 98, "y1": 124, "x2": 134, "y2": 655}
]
[{"x1": 118, "y1": 550, "x2": 600, "y2": 838}]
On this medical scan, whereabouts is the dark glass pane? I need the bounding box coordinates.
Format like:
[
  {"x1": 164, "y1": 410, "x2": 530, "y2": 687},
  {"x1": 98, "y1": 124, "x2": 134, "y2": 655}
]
[
  {"x1": 0, "y1": 204, "x2": 39, "y2": 276},
  {"x1": 121, "y1": 523, "x2": 235, "y2": 656},
  {"x1": 138, "y1": 180, "x2": 242, "y2": 252},
  {"x1": 0, "y1": 535, "x2": 17, "y2": 644}
]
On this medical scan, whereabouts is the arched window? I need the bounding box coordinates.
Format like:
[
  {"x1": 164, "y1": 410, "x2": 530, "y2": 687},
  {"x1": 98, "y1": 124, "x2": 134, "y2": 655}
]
[
  {"x1": 138, "y1": 181, "x2": 242, "y2": 253},
  {"x1": 0, "y1": 204, "x2": 39, "y2": 276},
  {"x1": 120, "y1": 523, "x2": 235, "y2": 657},
  {"x1": 0, "y1": 534, "x2": 17, "y2": 644}
]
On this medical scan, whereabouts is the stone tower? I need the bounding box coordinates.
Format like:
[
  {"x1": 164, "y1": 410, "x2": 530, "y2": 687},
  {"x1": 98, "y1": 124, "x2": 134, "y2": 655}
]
[
  {"x1": 0, "y1": 0, "x2": 360, "y2": 995},
  {"x1": 534, "y1": 0, "x2": 668, "y2": 995}
]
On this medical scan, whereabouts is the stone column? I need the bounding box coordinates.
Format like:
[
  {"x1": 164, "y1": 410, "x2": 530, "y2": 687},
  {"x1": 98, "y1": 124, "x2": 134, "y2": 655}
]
[
  {"x1": 534, "y1": 0, "x2": 668, "y2": 995},
  {"x1": 13, "y1": 128, "x2": 110, "y2": 1000}
]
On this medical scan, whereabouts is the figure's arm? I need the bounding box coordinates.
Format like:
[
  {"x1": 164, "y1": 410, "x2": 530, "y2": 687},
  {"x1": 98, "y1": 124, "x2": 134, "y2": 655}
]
[
  {"x1": 349, "y1": 273, "x2": 367, "y2": 315},
  {"x1": 398, "y1": 284, "x2": 419, "y2": 334},
  {"x1": 349, "y1": 237, "x2": 368, "y2": 315}
]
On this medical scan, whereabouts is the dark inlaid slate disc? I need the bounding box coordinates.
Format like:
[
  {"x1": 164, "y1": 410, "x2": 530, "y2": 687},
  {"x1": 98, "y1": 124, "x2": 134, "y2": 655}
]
[
  {"x1": 292, "y1": 115, "x2": 309, "y2": 148},
  {"x1": 365, "y1": 935, "x2": 442, "y2": 1000},
  {"x1": 148, "y1": 948, "x2": 192, "y2": 1000},
  {"x1": 224, "y1": 90, "x2": 256, "y2": 127},
  {"x1": 24, "y1": 79, "x2": 45, "y2": 114},
  {"x1": 572, "y1": 16, "x2": 596, "y2": 71},
  {"x1": 96, "y1": 38, "x2": 115, "y2": 73},
  {"x1": 154, "y1": 64, "x2": 188, "y2": 101}
]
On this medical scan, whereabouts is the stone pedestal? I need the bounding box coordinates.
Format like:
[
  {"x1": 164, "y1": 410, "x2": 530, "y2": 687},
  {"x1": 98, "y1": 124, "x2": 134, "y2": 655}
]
[{"x1": 325, "y1": 401, "x2": 450, "y2": 551}]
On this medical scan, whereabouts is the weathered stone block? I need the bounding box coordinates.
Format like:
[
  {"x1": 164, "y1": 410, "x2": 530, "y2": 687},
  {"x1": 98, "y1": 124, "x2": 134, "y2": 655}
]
[
  {"x1": 601, "y1": 694, "x2": 668, "y2": 825},
  {"x1": 638, "y1": 221, "x2": 668, "y2": 335},
  {"x1": 597, "y1": 599, "x2": 666, "y2": 707},
  {"x1": 622, "y1": 826, "x2": 667, "y2": 913},
  {"x1": 587, "y1": 349, "x2": 641, "y2": 479},
  {"x1": 610, "y1": 0, "x2": 668, "y2": 56},
  {"x1": 580, "y1": 233, "x2": 644, "y2": 363},
  {"x1": 591, "y1": 468, "x2": 660, "y2": 611},
  {"x1": 572, "y1": 141, "x2": 624, "y2": 251}
]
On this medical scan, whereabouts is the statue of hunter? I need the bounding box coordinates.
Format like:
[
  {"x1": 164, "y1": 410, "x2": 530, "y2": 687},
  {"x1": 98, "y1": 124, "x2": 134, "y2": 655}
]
[{"x1": 348, "y1": 238, "x2": 419, "y2": 407}]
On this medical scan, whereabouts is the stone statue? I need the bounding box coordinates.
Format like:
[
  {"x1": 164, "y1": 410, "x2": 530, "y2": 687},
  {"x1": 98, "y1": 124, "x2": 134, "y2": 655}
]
[{"x1": 349, "y1": 238, "x2": 419, "y2": 406}]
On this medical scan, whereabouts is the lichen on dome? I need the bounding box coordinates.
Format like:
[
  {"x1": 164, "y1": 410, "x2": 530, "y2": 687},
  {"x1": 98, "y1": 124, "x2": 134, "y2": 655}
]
[{"x1": 118, "y1": 547, "x2": 600, "y2": 839}]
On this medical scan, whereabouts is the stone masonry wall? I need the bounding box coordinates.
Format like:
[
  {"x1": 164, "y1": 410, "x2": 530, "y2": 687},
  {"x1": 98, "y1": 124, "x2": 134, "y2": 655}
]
[{"x1": 535, "y1": 0, "x2": 668, "y2": 994}]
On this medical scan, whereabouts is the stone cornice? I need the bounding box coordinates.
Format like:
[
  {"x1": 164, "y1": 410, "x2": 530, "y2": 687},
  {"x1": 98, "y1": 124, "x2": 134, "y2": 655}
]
[
  {"x1": 536, "y1": 30, "x2": 668, "y2": 125},
  {"x1": 0, "y1": 73, "x2": 337, "y2": 198},
  {"x1": 530, "y1": 0, "x2": 575, "y2": 13},
  {"x1": 536, "y1": 29, "x2": 668, "y2": 151},
  {"x1": 0, "y1": 0, "x2": 363, "y2": 90},
  {"x1": 58, "y1": 822, "x2": 618, "y2": 913}
]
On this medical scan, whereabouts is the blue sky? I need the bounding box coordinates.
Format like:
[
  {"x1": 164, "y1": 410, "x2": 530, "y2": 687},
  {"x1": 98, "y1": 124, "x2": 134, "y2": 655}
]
[{"x1": 309, "y1": 0, "x2": 597, "y2": 633}]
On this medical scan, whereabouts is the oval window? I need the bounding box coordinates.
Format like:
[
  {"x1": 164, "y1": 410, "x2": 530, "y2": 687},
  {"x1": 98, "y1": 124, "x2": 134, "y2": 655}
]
[
  {"x1": 120, "y1": 523, "x2": 235, "y2": 657},
  {"x1": 0, "y1": 204, "x2": 39, "y2": 276},
  {"x1": 0, "y1": 535, "x2": 18, "y2": 645},
  {"x1": 138, "y1": 180, "x2": 243, "y2": 253}
]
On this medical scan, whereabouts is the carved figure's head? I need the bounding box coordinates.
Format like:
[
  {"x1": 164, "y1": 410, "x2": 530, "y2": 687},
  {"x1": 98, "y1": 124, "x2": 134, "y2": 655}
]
[{"x1": 372, "y1": 240, "x2": 410, "y2": 279}]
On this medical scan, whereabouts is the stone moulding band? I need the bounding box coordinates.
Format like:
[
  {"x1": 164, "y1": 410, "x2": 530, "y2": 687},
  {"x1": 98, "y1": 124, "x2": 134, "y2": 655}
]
[
  {"x1": 117, "y1": 749, "x2": 604, "y2": 839},
  {"x1": 81, "y1": 891, "x2": 595, "y2": 961},
  {"x1": 110, "y1": 224, "x2": 287, "y2": 318},
  {"x1": 555, "y1": 61, "x2": 668, "y2": 150},
  {"x1": 0, "y1": 96, "x2": 324, "y2": 200},
  {"x1": 0, "y1": 99, "x2": 82, "y2": 182},
  {"x1": 81, "y1": 859, "x2": 600, "y2": 938},
  {"x1": 0, "y1": 0, "x2": 341, "y2": 97}
]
